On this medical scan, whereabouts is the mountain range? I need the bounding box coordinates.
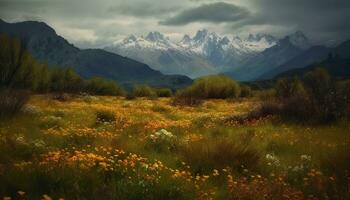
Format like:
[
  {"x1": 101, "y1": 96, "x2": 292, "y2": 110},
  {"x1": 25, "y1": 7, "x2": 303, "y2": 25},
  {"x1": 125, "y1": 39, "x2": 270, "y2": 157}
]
[
  {"x1": 276, "y1": 39, "x2": 350, "y2": 79},
  {"x1": 1, "y1": 19, "x2": 349, "y2": 86},
  {"x1": 0, "y1": 19, "x2": 192, "y2": 89},
  {"x1": 104, "y1": 29, "x2": 277, "y2": 78},
  {"x1": 105, "y1": 29, "x2": 350, "y2": 81}
]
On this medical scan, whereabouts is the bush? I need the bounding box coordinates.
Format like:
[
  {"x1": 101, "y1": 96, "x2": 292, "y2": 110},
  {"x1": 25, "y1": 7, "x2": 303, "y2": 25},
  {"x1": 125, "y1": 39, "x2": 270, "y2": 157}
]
[
  {"x1": 172, "y1": 89, "x2": 203, "y2": 106},
  {"x1": 0, "y1": 34, "x2": 41, "y2": 90},
  {"x1": 335, "y1": 80, "x2": 350, "y2": 118},
  {"x1": 276, "y1": 77, "x2": 307, "y2": 99},
  {"x1": 51, "y1": 93, "x2": 71, "y2": 102},
  {"x1": 85, "y1": 77, "x2": 124, "y2": 96},
  {"x1": 190, "y1": 75, "x2": 241, "y2": 99},
  {"x1": 240, "y1": 85, "x2": 252, "y2": 97},
  {"x1": 256, "y1": 89, "x2": 276, "y2": 101},
  {"x1": 155, "y1": 88, "x2": 172, "y2": 97},
  {"x1": 49, "y1": 68, "x2": 84, "y2": 93},
  {"x1": 146, "y1": 129, "x2": 178, "y2": 152},
  {"x1": 132, "y1": 85, "x2": 157, "y2": 98},
  {"x1": 125, "y1": 92, "x2": 136, "y2": 100},
  {"x1": 0, "y1": 89, "x2": 30, "y2": 118},
  {"x1": 269, "y1": 68, "x2": 350, "y2": 122},
  {"x1": 173, "y1": 75, "x2": 240, "y2": 106},
  {"x1": 95, "y1": 110, "x2": 116, "y2": 123}
]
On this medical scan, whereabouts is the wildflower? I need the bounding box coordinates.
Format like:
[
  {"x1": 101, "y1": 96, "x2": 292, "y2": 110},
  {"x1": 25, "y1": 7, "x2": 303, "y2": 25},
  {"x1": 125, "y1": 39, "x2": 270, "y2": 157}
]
[
  {"x1": 300, "y1": 154, "x2": 311, "y2": 162},
  {"x1": 265, "y1": 153, "x2": 280, "y2": 166},
  {"x1": 212, "y1": 169, "x2": 219, "y2": 176},
  {"x1": 33, "y1": 139, "x2": 46, "y2": 148},
  {"x1": 42, "y1": 194, "x2": 52, "y2": 200}
]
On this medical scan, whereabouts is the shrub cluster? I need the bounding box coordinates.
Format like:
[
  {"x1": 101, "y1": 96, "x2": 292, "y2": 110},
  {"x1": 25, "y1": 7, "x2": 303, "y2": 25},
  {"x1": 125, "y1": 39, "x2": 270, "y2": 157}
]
[
  {"x1": 0, "y1": 89, "x2": 30, "y2": 117},
  {"x1": 240, "y1": 85, "x2": 252, "y2": 97},
  {"x1": 254, "y1": 68, "x2": 350, "y2": 123},
  {"x1": 128, "y1": 86, "x2": 172, "y2": 99},
  {"x1": 132, "y1": 85, "x2": 157, "y2": 98},
  {"x1": 95, "y1": 110, "x2": 116, "y2": 123},
  {"x1": 173, "y1": 75, "x2": 241, "y2": 106}
]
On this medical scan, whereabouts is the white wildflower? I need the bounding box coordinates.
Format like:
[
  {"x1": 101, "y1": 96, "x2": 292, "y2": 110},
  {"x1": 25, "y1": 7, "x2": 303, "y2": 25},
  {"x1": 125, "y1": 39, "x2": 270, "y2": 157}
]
[{"x1": 300, "y1": 154, "x2": 311, "y2": 162}]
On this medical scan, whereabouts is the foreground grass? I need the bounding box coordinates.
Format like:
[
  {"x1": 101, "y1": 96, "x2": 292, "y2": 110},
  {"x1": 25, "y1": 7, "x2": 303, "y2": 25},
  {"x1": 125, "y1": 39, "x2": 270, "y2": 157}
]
[{"x1": 0, "y1": 95, "x2": 349, "y2": 199}]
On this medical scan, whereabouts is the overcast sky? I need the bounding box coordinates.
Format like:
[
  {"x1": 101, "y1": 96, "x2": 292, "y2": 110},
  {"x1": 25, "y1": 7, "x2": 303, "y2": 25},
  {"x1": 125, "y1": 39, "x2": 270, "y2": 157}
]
[{"x1": 1, "y1": 0, "x2": 349, "y2": 48}]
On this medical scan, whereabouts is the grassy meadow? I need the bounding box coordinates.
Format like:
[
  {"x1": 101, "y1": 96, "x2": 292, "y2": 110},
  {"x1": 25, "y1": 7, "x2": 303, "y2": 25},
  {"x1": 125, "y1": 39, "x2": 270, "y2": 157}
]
[{"x1": 0, "y1": 94, "x2": 349, "y2": 199}]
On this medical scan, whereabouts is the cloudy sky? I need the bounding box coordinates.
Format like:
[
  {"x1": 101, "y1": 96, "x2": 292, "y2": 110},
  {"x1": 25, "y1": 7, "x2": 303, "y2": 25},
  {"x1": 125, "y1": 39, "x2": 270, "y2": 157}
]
[{"x1": 1, "y1": 0, "x2": 349, "y2": 48}]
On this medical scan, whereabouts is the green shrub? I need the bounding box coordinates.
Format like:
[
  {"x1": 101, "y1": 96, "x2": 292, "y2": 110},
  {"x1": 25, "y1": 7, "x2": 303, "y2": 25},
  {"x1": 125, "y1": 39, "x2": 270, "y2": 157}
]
[
  {"x1": 125, "y1": 92, "x2": 136, "y2": 100},
  {"x1": 276, "y1": 77, "x2": 307, "y2": 99},
  {"x1": 155, "y1": 88, "x2": 172, "y2": 97},
  {"x1": 85, "y1": 77, "x2": 124, "y2": 96},
  {"x1": 173, "y1": 75, "x2": 240, "y2": 106},
  {"x1": 335, "y1": 80, "x2": 350, "y2": 118},
  {"x1": 0, "y1": 34, "x2": 41, "y2": 90},
  {"x1": 132, "y1": 85, "x2": 157, "y2": 98},
  {"x1": 146, "y1": 129, "x2": 178, "y2": 152},
  {"x1": 269, "y1": 68, "x2": 350, "y2": 122},
  {"x1": 240, "y1": 85, "x2": 252, "y2": 97},
  {"x1": 51, "y1": 93, "x2": 71, "y2": 102},
  {"x1": 189, "y1": 75, "x2": 240, "y2": 99},
  {"x1": 256, "y1": 89, "x2": 276, "y2": 101},
  {"x1": 0, "y1": 89, "x2": 30, "y2": 118},
  {"x1": 49, "y1": 68, "x2": 84, "y2": 93},
  {"x1": 172, "y1": 89, "x2": 203, "y2": 106},
  {"x1": 96, "y1": 110, "x2": 116, "y2": 123}
]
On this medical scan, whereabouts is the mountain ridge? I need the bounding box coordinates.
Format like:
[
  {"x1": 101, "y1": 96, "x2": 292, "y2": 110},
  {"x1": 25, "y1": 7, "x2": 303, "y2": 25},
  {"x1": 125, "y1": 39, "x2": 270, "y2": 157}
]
[
  {"x1": 0, "y1": 19, "x2": 192, "y2": 89},
  {"x1": 104, "y1": 29, "x2": 278, "y2": 78}
]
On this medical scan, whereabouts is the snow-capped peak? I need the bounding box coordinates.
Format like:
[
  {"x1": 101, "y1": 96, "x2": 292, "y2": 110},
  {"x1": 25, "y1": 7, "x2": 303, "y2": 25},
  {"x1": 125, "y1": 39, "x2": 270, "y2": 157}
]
[
  {"x1": 220, "y1": 36, "x2": 230, "y2": 45},
  {"x1": 287, "y1": 31, "x2": 311, "y2": 49},
  {"x1": 180, "y1": 34, "x2": 191, "y2": 45},
  {"x1": 145, "y1": 31, "x2": 167, "y2": 42},
  {"x1": 247, "y1": 33, "x2": 277, "y2": 44},
  {"x1": 193, "y1": 29, "x2": 209, "y2": 42},
  {"x1": 123, "y1": 34, "x2": 137, "y2": 43}
]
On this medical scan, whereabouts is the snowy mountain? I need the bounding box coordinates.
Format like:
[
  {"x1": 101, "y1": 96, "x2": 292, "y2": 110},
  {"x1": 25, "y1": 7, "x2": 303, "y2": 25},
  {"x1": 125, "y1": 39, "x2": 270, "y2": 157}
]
[
  {"x1": 177, "y1": 29, "x2": 277, "y2": 71},
  {"x1": 104, "y1": 29, "x2": 277, "y2": 78},
  {"x1": 104, "y1": 31, "x2": 218, "y2": 78},
  {"x1": 226, "y1": 31, "x2": 311, "y2": 81}
]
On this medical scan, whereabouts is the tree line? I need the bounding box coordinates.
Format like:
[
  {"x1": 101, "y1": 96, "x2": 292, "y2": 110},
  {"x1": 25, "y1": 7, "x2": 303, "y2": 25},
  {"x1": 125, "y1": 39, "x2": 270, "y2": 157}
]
[{"x1": 0, "y1": 34, "x2": 124, "y2": 96}]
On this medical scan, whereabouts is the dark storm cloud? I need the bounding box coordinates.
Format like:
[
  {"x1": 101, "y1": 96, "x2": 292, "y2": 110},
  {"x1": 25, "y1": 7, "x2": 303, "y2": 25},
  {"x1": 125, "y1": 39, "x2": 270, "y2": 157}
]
[
  {"x1": 108, "y1": 2, "x2": 181, "y2": 18},
  {"x1": 0, "y1": 0, "x2": 349, "y2": 47},
  {"x1": 159, "y1": 2, "x2": 250, "y2": 26},
  {"x1": 233, "y1": 0, "x2": 350, "y2": 43}
]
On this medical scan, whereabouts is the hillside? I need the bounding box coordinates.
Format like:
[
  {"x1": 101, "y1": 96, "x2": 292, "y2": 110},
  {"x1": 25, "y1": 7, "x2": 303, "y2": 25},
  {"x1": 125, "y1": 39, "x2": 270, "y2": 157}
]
[
  {"x1": 277, "y1": 58, "x2": 350, "y2": 79},
  {"x1": 275, "y1": 38, "x2": 350, "y2": 79},
  {"x1": 0, "y1": 19, "x2": 192, "y2": 89}
]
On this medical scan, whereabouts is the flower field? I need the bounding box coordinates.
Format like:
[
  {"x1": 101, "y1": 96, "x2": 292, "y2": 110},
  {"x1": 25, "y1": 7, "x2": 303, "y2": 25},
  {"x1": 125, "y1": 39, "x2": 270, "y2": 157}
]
[{"x1": 0, "y1": 95, "x2": 349, "y2": 199}]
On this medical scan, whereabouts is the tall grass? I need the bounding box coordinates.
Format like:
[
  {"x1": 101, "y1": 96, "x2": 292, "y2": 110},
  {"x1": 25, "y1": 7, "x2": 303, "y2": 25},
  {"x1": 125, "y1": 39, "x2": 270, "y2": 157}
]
[{"x1": 179, "y1": 137, "x2": 260, "y2": 174}]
